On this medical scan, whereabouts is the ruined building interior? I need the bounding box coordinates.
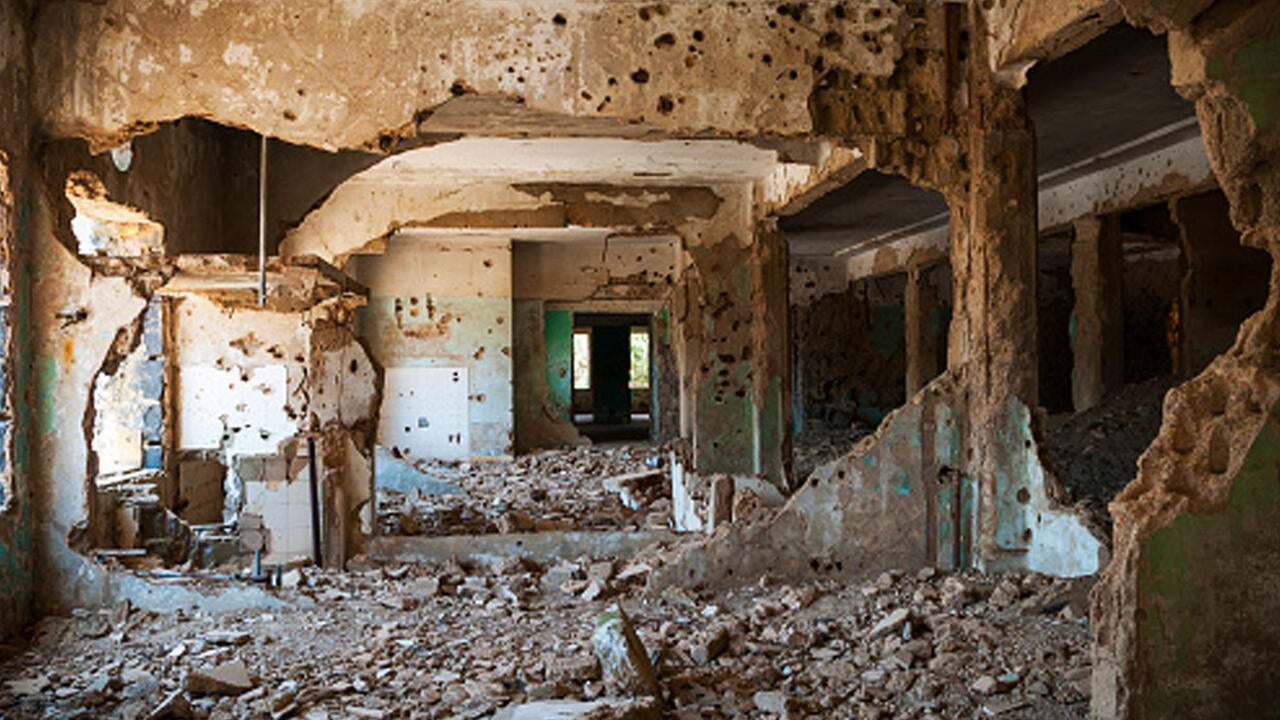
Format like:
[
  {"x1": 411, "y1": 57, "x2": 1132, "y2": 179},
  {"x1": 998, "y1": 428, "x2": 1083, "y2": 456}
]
[{"x1": 0, "y1": 1, "x2": 1277, "y2": 718}]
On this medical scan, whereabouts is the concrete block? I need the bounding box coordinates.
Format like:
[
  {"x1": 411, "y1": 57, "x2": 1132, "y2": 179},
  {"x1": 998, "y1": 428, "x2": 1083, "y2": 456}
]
[
  {"x1": 591, "y1": 604, "x2": 661, "y2": 698},
  {"x1": 185, "y1": 660, "x2": 253, "y2": 696}
]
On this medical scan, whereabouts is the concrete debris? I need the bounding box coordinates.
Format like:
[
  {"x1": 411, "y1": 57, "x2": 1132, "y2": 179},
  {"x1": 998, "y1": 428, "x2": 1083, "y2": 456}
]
[
  {"x1": 185, "y1": 660, "x2": 254, "y2": 696},
  {"x1": 378, "y1": 443, "x2": 672, "y2": 536},
  {"x1": 591, "y1": 604, "x2": 662, "y2": 698},
  {"x1": 753, "y1": 689, "x2": 792, "y2": 716},
  {"x1": 492, "y1": 698, "x2": 661, "y2": 720},
  {"x1": 0, "y1": 559, "x2": 1094, "y2": 719}
]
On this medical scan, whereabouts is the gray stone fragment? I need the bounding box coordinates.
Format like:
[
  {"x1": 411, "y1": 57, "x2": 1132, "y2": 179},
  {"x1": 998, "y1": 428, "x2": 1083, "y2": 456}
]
[
  {"x1": 185, "y1": 660, "x2": 254, "y2": 696},
  {"x1": 591, "y1": 604, "x2": 662, "y2": 697}
]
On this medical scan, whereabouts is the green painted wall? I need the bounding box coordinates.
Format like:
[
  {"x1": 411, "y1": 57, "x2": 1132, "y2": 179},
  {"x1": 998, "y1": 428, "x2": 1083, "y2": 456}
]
[
  {"x1": 544, "y1": 310, "x2": 573, "y2": 422},
  {"x1": 1207, "y1": 15, "x2": 1280, "y2": 133},
  {"x1": 1136, "y1": 402, "x2": 1280, "y2": 718}
]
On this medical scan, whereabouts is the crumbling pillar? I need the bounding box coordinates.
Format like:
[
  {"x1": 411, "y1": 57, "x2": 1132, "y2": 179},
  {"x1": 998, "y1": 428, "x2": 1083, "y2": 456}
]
[
  {"x1": 904, "y1": 263, "x2": 942, "y2": 396},
  {"x1": 650, "y1": 308, "x2": 680, "y2": 443},
  {"x1": 1172, "y1": 190, "x2": 1270, "y2": 378},
  {"x1": 677, "y1": 217, "x2": 792, "y2": 499},
  {"x1": 953, "y1": 81, "x2": 1042, "y2": 567},
  {"x1": 1070, "y1": 214, "x2": 1125, "y2": 412}
]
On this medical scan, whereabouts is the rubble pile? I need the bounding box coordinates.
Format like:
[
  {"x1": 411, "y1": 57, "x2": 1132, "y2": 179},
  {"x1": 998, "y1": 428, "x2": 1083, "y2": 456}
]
[
  {"x1": 792, "y1": 426, "x2": 872, "y2": 482},
  {"x1": 1042, "y1": 375, "x2": 1175, "y2": 514},
  {"x1": 378, "y1": 443, "x2": 671, "y2": 537},
  {"x1": 0, "y1": 559, "x2": 1092, "y2": 720}
]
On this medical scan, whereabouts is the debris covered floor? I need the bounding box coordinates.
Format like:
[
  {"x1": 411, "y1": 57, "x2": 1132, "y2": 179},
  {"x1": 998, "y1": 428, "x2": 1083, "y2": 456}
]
[
  {"x1": 0, "y1": 1, "x2": 1278, "y2": 718},
  {"x1": 0, "y1": 560, "x2": 1092, "y2": 720},
  {"x1": 377, "y1": 443, "x2": 672, "y2": 537}
]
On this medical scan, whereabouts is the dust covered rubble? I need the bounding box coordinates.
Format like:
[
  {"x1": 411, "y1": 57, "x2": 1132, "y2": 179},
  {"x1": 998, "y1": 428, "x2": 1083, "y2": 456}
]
[
  {"x1": 377, "y1": 443, "x2": 673, "y2": 537},
  {"x1": 0, "y1": 559, "x2": 1093, "y2": 720}
]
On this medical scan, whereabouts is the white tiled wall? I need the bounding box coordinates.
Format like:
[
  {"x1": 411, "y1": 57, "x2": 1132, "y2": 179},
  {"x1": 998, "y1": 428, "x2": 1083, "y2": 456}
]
[{"x1": 243, "y1": 470, "x2": 315, "y2": 564}]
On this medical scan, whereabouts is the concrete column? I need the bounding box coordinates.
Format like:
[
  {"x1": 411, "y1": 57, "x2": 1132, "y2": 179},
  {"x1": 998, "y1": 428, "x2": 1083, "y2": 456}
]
[
  {"x1": 1070, "y1": 214, "x2": 1125, "y2": 412},
  {"x1": 678, "y1": 218, "x2": 791, "y2": 489},
  {"x1": 751, "y1": 219, "x2": 792, "y2": 486},
  {"x1": 905, "y1": 263, "x2": 941, "y2": 396},
  {"x1": 1173, "y1": 191, "x2": 1271, "y2": 378},
  {"x1": 650, "y1": 308, "x2": 680, "y2": 443},
  {"x1": 953, "y1": 84, "x2": 1040, "y2": 563}
]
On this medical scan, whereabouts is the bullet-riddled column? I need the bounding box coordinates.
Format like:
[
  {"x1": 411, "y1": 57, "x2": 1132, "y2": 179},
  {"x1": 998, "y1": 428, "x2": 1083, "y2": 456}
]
[
  {"x1": 677, "y1": 215, "x2": 792, "y2": 494},
  {"x1": 1070, "y1": 214, "x2": 1124, "y2": 412},
  {"x1": 952, "y1": 81, "x2": 1041, "y2": 564}
]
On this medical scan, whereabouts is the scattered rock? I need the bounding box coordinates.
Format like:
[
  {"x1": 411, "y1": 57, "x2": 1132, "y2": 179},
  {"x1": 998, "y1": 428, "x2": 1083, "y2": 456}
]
[
  {"x1": 185, "y1": 659, "x2": 254, "y2": 696},
  {"x1": 868, "y1": 607, "x2": 911, "y2": 639},
  {"x1": 753, "y1": 690, "x2": 791, "y2": 715},
  {"x1": 591, "y1": 604, "x2": 662, "y2": 697}
]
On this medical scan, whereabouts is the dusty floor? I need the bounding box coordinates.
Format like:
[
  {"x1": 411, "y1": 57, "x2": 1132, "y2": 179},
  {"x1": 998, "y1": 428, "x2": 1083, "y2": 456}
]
[
  {"x1": 0, "y1": 557, "x2": 1093, "y2": 720},
  {"x1": 1041, "y1": 375, "x2": 1175, "y2": 515}
]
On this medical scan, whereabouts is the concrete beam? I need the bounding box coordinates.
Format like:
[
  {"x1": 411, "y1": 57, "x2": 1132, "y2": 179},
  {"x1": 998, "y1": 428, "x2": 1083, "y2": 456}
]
[
  {"x1": 1039, "y1": 120, "x2": 1213, "y2": 230},
  {"x1": 828, "y1": 121, "x2": 1208, "y2": 282},
  {"x1": 35, "y1": 0, "x2": 913, "y2": 150},
  {"x1": 844, "y1": 224, "x2": 950, "y2": 281}
]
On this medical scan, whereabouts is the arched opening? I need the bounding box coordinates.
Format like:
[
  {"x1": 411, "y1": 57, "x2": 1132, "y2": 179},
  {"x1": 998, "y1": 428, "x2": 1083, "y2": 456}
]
[
  {"x1": 1027, "y1": 24, "x2": 1270, "y2": 519},
  {"x1": 781, "y1": 169, "x2": 952, "y2": 479}
]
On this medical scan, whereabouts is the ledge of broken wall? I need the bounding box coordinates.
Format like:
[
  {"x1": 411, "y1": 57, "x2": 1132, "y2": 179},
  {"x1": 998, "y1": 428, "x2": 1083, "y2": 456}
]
[
  {"x1": 649, "y1": 367, "x2": 1108, "y2": 592},
  {"x1": 1077, "y1": 0, "x2": 1280, "y2": 717}
]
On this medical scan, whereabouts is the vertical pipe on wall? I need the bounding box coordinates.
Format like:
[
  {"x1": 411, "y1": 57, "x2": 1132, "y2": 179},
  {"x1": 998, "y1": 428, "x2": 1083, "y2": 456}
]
[
  {"x1": 307, "y1": 436, "x2": 322, "y2": 567},
  {"x1": 258, "y1": 135, "x2": 268, "y2": 308}
]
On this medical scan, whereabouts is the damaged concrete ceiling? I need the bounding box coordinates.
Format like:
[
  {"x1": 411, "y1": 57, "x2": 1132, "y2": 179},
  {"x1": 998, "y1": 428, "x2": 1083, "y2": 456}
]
[
  {"x1": 782, "y1": 23, "x2": 1198, "y2": 260},
  {"x1": 355, "y1": 137, "x2": 791, "y2": 185}
]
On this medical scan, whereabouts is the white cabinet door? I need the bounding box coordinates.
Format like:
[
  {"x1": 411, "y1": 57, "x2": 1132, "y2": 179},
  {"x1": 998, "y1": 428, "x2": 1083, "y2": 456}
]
[{"x1": 378, "y1": 367, "x2": 469, "y2": 462}]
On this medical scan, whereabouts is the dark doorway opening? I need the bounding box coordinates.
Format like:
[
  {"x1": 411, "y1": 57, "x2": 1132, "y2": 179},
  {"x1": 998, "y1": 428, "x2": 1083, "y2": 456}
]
[{"x1": 572, "y1": 313, "x2": 653, "y2": 442}]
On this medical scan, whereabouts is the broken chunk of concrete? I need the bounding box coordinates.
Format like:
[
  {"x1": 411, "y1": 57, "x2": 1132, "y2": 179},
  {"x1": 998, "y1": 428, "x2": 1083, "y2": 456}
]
[
  {"x1": 6, "y1": 675, "x2": 50, "y2": 695},
  {"x1": 492, "y1": 698, "x2": 661, "y2": 720},
  {"x1": 753, "y1": 690, "x2": 791, "y2": 715},
  {"x1": 591, "y1": 604, "x2": 662, "y2": 698},
  {"x1": 689, "y1": 625, "x2": 730, "y2": 666},
  {"x1": 204, "y1": 630, "x2": 251, "y2": 646},
  {"x1": 868, "y1": 607, "x2": 911, "y2": 639},
  {"x1": 970, "y1": 674, "x2": 1000, "y2": 696},
  {"x1": 147, "y1": 688, "x2": 193, "y2": 719},
  {"x1": 185, "y1": 659, "x2": 254, "y2": 696}
]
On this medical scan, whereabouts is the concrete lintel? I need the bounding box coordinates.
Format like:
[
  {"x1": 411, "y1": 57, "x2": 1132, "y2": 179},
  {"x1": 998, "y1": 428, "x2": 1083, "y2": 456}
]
[
  {"x1": 844, "y1": 224, "x2": 950, "y2": 281},
  {"x1": 1039, "y1": 124, "x2": 1213, "y2": 230}
]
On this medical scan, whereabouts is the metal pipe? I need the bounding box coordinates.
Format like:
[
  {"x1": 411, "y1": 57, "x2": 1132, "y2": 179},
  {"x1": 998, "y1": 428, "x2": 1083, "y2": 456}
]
[
  {"x1": 307, "y1": 436, "x2": 322, "y2": 567},
  {"x1": 258, "y1": 134, "x2": 268, "y2": 307}
]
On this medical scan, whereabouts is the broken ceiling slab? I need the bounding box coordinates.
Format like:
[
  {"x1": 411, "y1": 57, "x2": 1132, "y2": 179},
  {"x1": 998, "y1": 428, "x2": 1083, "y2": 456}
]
[
  {"x1": 158, "y1": 254, "x2": 367, "y2": 312},
  {"x1": 65, "y1": 171, "x2": 166, "y2": 257},
  {"x1": 417, "y1": 94, "x2": 662, "y2": 139}
]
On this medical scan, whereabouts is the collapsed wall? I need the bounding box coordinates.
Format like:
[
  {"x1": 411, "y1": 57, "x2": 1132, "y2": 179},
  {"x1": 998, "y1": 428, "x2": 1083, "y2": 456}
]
[
  {"x1": 0, "y1": 0, "x2": 33, "y2": 639},
  {"x1": 1086, "y1": 0, "x2": 1280, "y2": 716}
]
